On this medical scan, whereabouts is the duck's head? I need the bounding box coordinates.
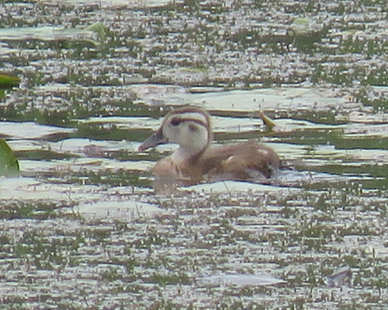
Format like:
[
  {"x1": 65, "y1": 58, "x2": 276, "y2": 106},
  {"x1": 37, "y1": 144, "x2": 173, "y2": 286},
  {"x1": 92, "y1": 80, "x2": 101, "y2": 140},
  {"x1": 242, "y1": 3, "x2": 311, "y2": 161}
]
[{"x1": 138, "y1": 107, "x2": 212, "y2": 159}]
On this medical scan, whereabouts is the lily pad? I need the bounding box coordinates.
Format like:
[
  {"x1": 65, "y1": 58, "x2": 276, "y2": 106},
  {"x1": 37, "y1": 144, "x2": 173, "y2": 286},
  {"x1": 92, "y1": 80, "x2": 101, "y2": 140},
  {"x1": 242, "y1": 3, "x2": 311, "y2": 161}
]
[
  {"x1": 200, "y1": 273, "x2": 286, "y2": 286},
  {"x1": 86, "y1": 22, "x2": 107, "y2": 41},
  {"x1": 76, "y1": 200, "x2": 163, "y2": 220},
  {"x1": 0, "y1": 139, "x2": 20, "y2": 177},
  {"x1": 0, "y1": 26, "x2": 96, "y2": 43},
  {"x1": 326, "y1": 266, "x2": 351, "y2": 287}
]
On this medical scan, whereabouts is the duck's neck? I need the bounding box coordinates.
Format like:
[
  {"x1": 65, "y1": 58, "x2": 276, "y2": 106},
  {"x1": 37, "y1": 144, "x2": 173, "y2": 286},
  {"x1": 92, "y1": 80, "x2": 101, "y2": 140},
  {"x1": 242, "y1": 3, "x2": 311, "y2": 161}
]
[{"x1": 172, "y1": 142, "x2": 208, "y2": 164}]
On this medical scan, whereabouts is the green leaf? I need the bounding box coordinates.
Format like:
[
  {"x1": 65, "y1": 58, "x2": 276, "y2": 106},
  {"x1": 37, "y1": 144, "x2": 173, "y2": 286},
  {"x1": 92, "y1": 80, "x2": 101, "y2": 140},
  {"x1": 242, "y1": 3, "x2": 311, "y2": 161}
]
[
  {"x1": 86, "y1": 22, "x2": 107, "y2": 41},
  {"x1": 0, "y1": 139, "x2": 20, "y2": 177},
  {"x1": 0, "y1": 74, "x2": 20, "y2": 88}
]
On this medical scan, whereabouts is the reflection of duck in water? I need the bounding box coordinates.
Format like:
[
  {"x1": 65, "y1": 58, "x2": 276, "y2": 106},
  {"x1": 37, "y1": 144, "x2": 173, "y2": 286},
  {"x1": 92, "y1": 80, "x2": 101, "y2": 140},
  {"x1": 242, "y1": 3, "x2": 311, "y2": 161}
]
[{"x1": 138, "y1": 106, "x2": 281, "y2": 186}]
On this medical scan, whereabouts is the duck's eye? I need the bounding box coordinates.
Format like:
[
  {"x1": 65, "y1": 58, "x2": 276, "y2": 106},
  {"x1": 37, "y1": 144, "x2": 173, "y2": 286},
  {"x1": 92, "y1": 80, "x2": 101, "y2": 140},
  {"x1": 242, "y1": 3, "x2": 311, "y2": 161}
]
[{"x1": 170, "y1": 118, "x2": 181, "y2": 126}]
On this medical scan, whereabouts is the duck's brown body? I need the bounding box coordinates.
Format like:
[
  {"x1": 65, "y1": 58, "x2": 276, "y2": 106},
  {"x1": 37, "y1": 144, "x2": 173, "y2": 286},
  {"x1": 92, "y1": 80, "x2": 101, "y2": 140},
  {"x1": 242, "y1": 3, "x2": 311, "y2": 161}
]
[{"x1": 138, "y1": 107, "x2": 280, "y2": 186}]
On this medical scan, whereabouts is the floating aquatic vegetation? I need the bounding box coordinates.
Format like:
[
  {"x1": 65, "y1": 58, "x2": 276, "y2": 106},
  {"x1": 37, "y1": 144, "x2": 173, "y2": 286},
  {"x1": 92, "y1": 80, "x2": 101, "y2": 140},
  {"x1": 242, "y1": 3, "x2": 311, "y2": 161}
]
[
  {"x1": 200, "y1": 273, "x2": 286, "y2": 287},
  {"x1": 0, "y1": 139, "x2": 19, "y2": 177},
  {"x1": 259, "y1": 110, "x2": 277, "y2": 131},
  {"x1": 0, "y1": 74, "x2": 20, "y2": 88},
  {"x1": 326, "y1": 266, "x2": 352, "y2": 287},
  {"x1": 0, "y1": 1, "x2": 387, "y2": 309}
]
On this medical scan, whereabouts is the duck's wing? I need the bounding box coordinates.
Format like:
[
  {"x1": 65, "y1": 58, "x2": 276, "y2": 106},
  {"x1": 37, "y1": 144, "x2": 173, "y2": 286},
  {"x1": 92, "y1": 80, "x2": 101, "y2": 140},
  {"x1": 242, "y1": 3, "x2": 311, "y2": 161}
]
[{"x1": 200, "y1": 141, "x2": 280, "y2": 180}]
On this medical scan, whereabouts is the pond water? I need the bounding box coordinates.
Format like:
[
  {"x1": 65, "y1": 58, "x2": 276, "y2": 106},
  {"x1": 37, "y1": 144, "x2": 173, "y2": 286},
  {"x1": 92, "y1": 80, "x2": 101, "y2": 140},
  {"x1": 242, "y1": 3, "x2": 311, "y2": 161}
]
[{"x1": 0, "y1": 1, "x2": 388, "y2": 309}]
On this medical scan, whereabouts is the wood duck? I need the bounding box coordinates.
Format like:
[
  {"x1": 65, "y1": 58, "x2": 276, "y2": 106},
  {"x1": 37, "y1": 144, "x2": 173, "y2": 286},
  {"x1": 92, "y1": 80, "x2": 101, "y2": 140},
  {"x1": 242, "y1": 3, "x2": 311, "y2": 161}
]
[{"x1": 138, "y1": 106, "x2": 281, "y2": 186}]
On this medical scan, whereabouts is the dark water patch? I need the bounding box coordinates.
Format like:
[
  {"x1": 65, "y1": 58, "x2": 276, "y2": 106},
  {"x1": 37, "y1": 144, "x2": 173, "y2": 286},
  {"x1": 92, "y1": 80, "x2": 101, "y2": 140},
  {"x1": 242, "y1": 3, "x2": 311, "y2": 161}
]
[
  {"x1": 16, "y1": 149, "x2": 79, "y2": 161},
  {"x1": 68, "y1": 168, "x2": 148, "y2": 188},
  {"x1": 334, "y1": 137, "x2": 388, "y2": 150},
  {"x1": 0, "y1": 200, "x2": 76, "y2": 220}
]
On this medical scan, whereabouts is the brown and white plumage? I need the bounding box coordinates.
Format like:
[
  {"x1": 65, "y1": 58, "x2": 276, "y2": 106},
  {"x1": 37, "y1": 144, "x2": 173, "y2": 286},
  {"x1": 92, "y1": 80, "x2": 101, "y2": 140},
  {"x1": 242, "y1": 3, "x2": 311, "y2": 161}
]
[{"x1": 138, "y1": 107, "x2": 280, "y2": 186}]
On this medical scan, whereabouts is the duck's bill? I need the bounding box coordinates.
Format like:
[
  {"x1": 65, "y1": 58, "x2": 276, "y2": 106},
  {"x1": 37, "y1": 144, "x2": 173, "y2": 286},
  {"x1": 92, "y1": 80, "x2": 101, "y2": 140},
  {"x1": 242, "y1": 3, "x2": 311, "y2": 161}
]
[{"x1": 138, "y1": 130, "x2": 168, "y2": 152}]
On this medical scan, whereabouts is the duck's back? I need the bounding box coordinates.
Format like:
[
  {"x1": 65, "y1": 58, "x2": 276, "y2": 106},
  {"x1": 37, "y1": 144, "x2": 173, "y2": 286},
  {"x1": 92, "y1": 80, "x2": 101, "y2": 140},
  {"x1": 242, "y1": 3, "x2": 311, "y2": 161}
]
[{"x1": 200, "y1": 140, "x2": 280, "y2": 181}]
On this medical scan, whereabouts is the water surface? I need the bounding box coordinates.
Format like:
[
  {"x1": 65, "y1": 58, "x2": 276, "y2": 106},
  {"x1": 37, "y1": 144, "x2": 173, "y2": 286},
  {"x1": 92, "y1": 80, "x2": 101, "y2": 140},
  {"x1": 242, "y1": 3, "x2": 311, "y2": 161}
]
[{"x1": 0, "y1": 1, "x2": 387, "y2": 309}]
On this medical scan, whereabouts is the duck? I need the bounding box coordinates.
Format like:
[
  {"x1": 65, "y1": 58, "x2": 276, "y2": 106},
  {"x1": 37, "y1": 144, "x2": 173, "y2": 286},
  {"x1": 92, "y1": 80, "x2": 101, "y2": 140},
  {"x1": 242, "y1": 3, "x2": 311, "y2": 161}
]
[{"x1": 138, "y1": 106, "x2": 281, "y2": 187}]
